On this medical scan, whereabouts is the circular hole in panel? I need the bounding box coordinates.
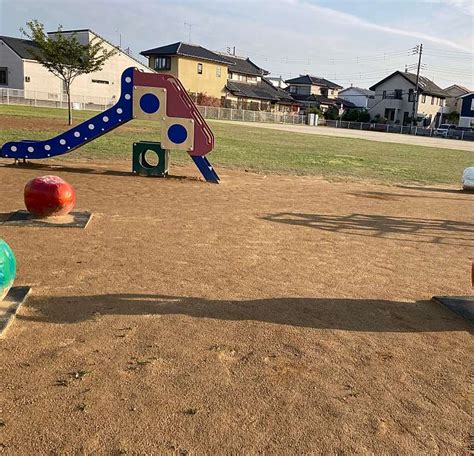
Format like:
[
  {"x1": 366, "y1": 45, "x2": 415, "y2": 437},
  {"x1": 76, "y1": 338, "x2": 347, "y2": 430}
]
[{"x1": 142, "y1": 149, "x2": 160, "y2": 168}]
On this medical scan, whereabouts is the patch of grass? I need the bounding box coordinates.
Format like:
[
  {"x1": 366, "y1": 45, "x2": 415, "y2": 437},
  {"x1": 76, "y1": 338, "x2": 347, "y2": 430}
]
[{"x1": 1, "y1": 104, "x2": 472, "y2": 184}]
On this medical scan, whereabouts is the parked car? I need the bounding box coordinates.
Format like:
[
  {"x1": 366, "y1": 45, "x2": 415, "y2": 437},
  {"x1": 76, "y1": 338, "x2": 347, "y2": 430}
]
[{"x1": 433, "y1": 124, "x2": 457, "y2": 137}]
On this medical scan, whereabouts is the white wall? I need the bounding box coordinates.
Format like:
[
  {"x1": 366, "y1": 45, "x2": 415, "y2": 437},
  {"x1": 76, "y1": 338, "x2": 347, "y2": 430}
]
[
  {"x1": 9, "y1": 31, "x2": 153, "y2": 103},
  {"x1": 0, "y1": 39, "x2": 25, "y2": 89},
  {"x1": 339, "y1": 88, "x2": 371, "y2": 108}
]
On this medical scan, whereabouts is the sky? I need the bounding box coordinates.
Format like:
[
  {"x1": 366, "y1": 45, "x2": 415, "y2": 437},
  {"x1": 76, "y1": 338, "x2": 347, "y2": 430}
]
[{"x1": 1, "y1": 0, "x2": 473, "y2": 89}]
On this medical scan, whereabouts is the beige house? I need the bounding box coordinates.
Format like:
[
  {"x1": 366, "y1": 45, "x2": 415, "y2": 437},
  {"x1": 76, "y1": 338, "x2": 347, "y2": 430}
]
[
  {"x1": 443, "y1": 84, "x2": 470, "y2": 114},
  {"x1": 0, "y1": 30, "x2": 151, "y2": 107},
  {"x1": 284, "y1": 74, "x2": 355, "y2": 112},
  {"x1": 368, "y1": 71, "x2": 447, "y2": 127},
  {"x1": 141, "y1": 42, "x2": 298, "y2": 112}
]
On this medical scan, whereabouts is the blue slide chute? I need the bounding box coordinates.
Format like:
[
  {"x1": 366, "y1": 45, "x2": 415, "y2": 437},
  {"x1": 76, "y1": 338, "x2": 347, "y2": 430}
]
[{"x1": 0, "y1": 68, "x2": 134, "y2": 160}]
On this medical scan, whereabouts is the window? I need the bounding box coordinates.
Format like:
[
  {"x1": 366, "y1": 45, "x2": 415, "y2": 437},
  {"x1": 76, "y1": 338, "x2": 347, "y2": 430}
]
[
  {"x1": 92, "y1": 79, "x2": 109, "y2": 85},
  {"x1": 197, "y1": 63, "x2": 203, "y2": 74},
  {"x1": 216, "y1": 66, "x2": 221, "y2": 77},
  {"x1": 24, "y1": 76, "x2": 30, "y2": 82},
  {"x1": 382, "y1": 90, "x2": 387, "y2": 99},
  {"x1": 471, "y1": 99, "x2": 474, "y2": 111},
  {"x1": 155, "y1": 57, "x2": 171, "y2": 70},
  {"x1": 394, "y1": 89, "x2": 403, "y2": 99},
  {"x1": 0, "y1": 67, "x2": 7, "y2": 85},
  {"x1": 421, "y1": 94, "x2": 426, "y2": 103},
  {"x1": 289, "y1": 86, "x2": 297, "y2": 94},
  {"x1": 431, "y1": 96, "x2": 435, "y2": 105},
  {"x1": 408, "y1": 89, "x2": 415, "y2": 102}
]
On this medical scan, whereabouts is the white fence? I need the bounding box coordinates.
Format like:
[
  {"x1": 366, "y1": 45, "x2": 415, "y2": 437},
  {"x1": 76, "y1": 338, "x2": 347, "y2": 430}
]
[{"x1": 0, "y1": 87, "x2": 306, "y2": 125}]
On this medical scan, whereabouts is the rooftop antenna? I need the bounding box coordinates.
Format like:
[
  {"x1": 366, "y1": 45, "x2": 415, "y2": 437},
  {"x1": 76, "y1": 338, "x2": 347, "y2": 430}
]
[{"x1": 184, "y1": 22, "x2": 194, "y2": 42}]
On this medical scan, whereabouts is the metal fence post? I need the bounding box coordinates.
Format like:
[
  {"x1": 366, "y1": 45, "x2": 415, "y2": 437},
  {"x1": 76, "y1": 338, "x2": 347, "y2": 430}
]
[
  {"x1": 360, "y1": 122, "x2": 362, "y2": 130},
  {"x1": 461, "y1": 130, "x2": 464, "y2": 140},
  {"x1": 6, "y1": 88, "x2": 9, "y2": 105}
]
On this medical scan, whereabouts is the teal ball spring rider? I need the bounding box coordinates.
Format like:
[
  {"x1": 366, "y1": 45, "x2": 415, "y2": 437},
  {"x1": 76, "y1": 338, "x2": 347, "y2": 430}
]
[{"x1": 0, "y1": 239, "x2": 16, "y2": 301}]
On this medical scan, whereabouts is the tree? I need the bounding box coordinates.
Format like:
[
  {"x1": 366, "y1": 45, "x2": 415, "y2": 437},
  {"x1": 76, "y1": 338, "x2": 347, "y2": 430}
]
[{"x1": 22, "y1": 20, "x2": 116, "y2": 125}]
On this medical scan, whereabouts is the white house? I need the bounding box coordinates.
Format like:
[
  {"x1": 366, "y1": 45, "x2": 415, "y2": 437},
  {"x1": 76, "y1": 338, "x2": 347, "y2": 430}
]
[
  {"x1": 368, "y1": 70, "x2": 447, "y2": 127},
  {"x1": 338, "y1": 86, "x2": 374, "y2": 109},
  {"x1": 0, "y1": 29, "x2": 152, "y2": 106}
]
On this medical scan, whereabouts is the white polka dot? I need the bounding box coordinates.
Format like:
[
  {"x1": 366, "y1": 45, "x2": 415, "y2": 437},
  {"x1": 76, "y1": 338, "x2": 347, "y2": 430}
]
[
  {"x1": 5, "y1": 154, "x2": 8, "y2": 157},
  {"x1": 67, "y1": 147, "x2": 70, "y2": 150},
  {"x1": 27, "y1": 146, "x2": 34, "y2": 153},
  {"x1": 119, "y1": 119, "x2": 122, "y2": 122},
  {"x1": 101, "y1": 128, "x2": 104, "y2": 131},
  {"x1": 125, "y1": 76, "x2": 131, "y2": 83},
  {"x1": 117, "y1": 108, "x2": 123, "y2": 114},
  {"x1": 88, "y1": 124, "x2": 95, "y2": 130},
  {"x1": 74, "y1": 131, "x2": 80, "y2": 137},
  {"x1": 60, "y1": 139, "x2": 66, "y2": 145},
  {"x1": 85, "y1": 137, "x2": 88, "y2": 140},
  {"x1": 125, "y1": 94, "x2": 131, "y2": 100},
  {"x1": 103, "y1": 116, "x2": 109, "y2": 122},
  {"x1": 47, "y1": 154, "x2": 50, "y2": 157},
  {"x1": 44, "y1": 145, "x2": 51, "y2": 151},
  {"x1": 11, "y1": 146, "x2": 17, "y2": 152}
]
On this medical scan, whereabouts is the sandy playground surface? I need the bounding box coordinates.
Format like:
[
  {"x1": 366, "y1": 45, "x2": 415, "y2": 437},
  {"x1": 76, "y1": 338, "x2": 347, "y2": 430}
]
[{"x1": 0, "y1": 159, "x2": 472, "y2": 454}]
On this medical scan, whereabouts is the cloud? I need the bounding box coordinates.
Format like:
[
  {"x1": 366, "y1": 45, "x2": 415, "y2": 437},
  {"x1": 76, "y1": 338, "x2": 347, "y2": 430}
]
[
  {"x1": 285, "y1": 0, "x2": 472, "y2": 52},
  {"x1": 421, "y1": 0, "x2": 474, "y2": 16}
]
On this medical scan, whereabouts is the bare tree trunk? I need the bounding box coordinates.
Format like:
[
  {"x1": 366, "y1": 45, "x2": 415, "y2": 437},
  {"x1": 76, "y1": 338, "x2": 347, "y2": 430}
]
[{"x1": 66, "y1": 82, "x2": 72, "y2": 125}]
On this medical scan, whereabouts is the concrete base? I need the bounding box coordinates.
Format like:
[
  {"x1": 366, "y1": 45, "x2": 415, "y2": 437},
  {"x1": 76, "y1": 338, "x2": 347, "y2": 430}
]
[
  {"x1": 432, "y1": 296, "x2": 474, "y2": 324},
  {"x1": 0, "y1": 286, "x2": 31, "y2": 337},
  {"x1": 1, "y1": 210, "x2": 92, "y2": 228}
]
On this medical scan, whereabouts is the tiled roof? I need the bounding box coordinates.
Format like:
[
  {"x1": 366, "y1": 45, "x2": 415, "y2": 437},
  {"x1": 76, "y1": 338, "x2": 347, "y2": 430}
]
[
  {"x1": 141, "y1": 42, "x2": 232, "y2": 65},
  {"x1": 285, "y1": 74, "x2": 342, "y2": 90},
  {"x1": 290, "y1": 93, "x2": 356, "y2": 108},
  {"x1": 0, "y1": 35, "x2": 42, "y2": 59},
  {"x1": 226, "y1": 79, "x2": 296, "y2": 104},
  {"x1": 220, "y1": 54, "x2": 269, "y2": 76},
  {"x1": 369, "y1": 71, "x2": 447, "y2": 97}
]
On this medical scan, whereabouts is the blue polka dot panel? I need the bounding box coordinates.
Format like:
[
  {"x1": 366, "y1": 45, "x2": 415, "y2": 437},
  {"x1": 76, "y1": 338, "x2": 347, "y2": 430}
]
[
  {"x1": 160, "y1": 117, "x2": 195, "y2": 152},
  {"x1": 132, "y1": 86, "x2": 167, "y2": 121}
]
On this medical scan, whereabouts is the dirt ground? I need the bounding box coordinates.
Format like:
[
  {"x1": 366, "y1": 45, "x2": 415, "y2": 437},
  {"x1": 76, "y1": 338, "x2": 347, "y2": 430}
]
[{"x1": 0, "y1": 158, "x2": 472, "y2": 454}]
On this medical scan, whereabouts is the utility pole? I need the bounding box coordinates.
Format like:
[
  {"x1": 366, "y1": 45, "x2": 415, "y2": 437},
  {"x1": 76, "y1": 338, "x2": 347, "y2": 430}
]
[
  {"x1": 184, "y1": 22, "x2": 194, "y2": 42},
  {"x1": 411, "y1": 43, "x2": 423, "y2": 128}
]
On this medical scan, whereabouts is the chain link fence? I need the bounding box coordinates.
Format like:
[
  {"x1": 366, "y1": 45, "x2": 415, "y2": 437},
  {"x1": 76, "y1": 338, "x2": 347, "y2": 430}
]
[{"x1": 325, "y1": 119, "x2": 474, "y2": 141}]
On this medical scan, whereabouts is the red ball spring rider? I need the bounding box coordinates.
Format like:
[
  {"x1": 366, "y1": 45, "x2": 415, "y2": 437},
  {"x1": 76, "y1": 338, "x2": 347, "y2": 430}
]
[{"x1": 24, "y1": 175, "x2": 75, "y2": 217}]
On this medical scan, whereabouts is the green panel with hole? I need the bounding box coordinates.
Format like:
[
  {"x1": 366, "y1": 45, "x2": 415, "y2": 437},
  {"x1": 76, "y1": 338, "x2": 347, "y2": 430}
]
[{"x1": 132, "y1": 141, "x2": 170, "y2": 177}]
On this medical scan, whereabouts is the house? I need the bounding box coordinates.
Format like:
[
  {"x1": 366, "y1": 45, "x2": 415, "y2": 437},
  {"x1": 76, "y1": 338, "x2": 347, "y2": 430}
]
[
  {"x1": 458, "y1": 92, "x2": 474, "y2": 128},
  {"x1": 338, "y1": 86, "x2": 374, "y2": 109},
  {"x1": 284, "y1": 74, "x2": 353, "y2": 112},
  {"x1": 222, "y1": 54, "x2": 298, "y2": 112},
  {"x1": 368, "y1": 70, "x2": 447, "y2": 127},
  {"x1": 267, "y1": 76, "x2": 288, "y2": 89},
  {"x1": 141, "y1": 42, "x2": 298, "y2": 112},
  {"x1": 141, "y1": 42, "x2": 231, "y2": 99},
  {"x1": 0, "y1": 30, "x2": 151, "y2": 105},
  {"x1": 443, "y1": 84, "x2": 470, "y2": 114}
]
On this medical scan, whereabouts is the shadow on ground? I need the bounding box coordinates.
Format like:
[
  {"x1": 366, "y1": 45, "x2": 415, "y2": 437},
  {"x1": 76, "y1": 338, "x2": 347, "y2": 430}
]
[
  {"x1": 347, "y1": 190, "x2": 469, "y2": 202},
  {"x1": 18, "y1": 295, "x2": 471, "y2": 332},
  {"x1": 262, "y1": 212, "x2": 474, "y2": 246},
  {"x1": 0, "y1": 162, "x2": 198, "y2": 181}
]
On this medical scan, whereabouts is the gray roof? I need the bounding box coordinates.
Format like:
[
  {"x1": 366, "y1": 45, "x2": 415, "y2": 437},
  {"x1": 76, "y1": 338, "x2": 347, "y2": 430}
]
[
  {"x1": 285, "y1": 74, "x2": 342, "y2": 90},
  {"x1": 220, "y1": 54, "x2": 269, "y2": 76},
  {"x1": 339, "y1": 86, "x2": 374, "y2": 96},
  {"x1": 291, "y1": 93, "x2": 355, "y2": 108},
  {"x1": 0, "y1": 35, "x2": 42, "y2": 59},
  {"x1": 369, "y1": 71, "x2": 447, "y2": 97},
  {"x1": 226, "y1": 78, "x2": 296, "y2": 104},
  {"x1": 141, "y1": 42, "x2": 232, "y2": 65}
]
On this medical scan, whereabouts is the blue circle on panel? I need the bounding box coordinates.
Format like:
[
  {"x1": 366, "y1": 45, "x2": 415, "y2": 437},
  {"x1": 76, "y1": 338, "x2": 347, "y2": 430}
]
[
  {"x1": 139, "y1": 93, "x2": 160, "y2": 114},
  {"x1": 168, "y1": 124, "x2": 188, "y2": 144}
]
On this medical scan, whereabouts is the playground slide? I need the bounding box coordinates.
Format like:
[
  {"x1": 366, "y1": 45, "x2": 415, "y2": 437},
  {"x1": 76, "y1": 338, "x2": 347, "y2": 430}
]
[{"x1": 1, "y1": 67, "x2": 219, "y2": 182}]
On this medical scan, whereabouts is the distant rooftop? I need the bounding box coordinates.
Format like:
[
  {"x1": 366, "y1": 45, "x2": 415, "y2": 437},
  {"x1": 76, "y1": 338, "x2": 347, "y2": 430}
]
[
  {"x1": 369, "y1": 71, "x2": 447, "y2": 97},
  {"x1": 285, "y1": 74, "x2": 342, "y2": 90}
]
